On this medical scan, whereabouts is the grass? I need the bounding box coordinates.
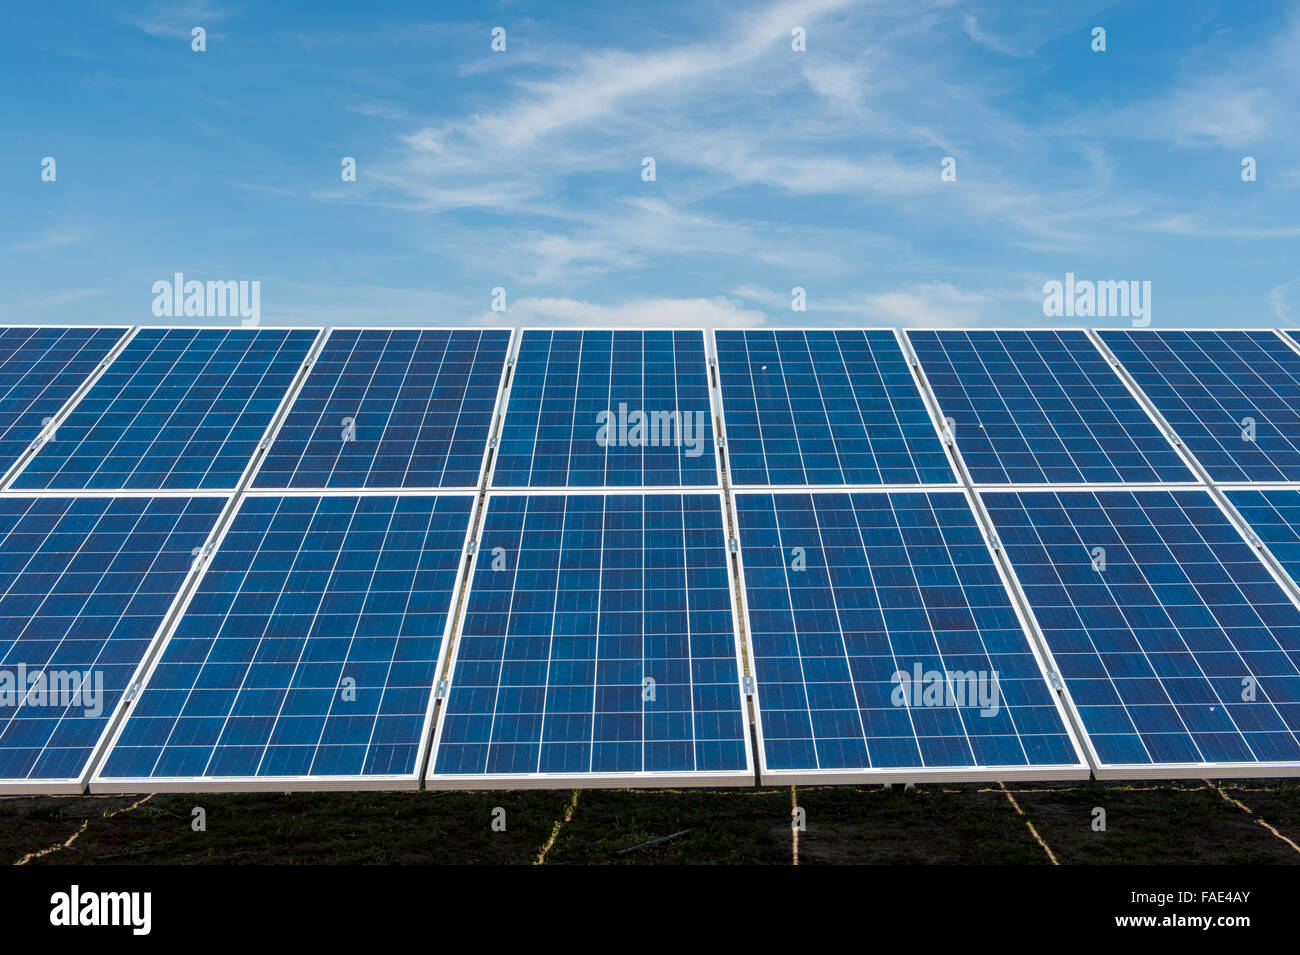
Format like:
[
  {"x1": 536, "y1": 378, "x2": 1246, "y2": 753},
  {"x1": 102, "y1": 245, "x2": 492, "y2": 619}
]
[{"x1": 3, "y1": 781, "x2": 1299, "y2": 865}]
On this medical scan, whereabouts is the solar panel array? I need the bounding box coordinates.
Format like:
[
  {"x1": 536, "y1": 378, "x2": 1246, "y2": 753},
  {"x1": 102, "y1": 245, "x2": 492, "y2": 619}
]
[
  {"x1": 1098, "y1": 330, "x2": 1300, "y2": 483},
  {"x1": 4, "y1": 323, "x2": 1300, "y2": 792},
  {"x1": 0, "y1": 327, "x2": 126, "y2": 478},
  {"x1": 12, "y1": 328, "x2": 317, "y2": 491},
  {"x1": 255, "y1": 329, "x2": 510, "y2": 490},
  {"x1": 734, "y1": 490, "x2": 1083, "y2": 780},
  {"x1": 492, "y1": 329, "x2": 718, "y2": 488},
  {"x1": 96, "y1": 494, "x2": 473, "y2": 789},
  {"x1": 0, "y1": 495, "x2": 224, "y2": 790},
  {"x1": 716, "y1": 329, "x2": 954, "y2": 486},
  {"x1": 910, "y1": 329, "x2": 1193, "y2": 485},
  {"x1": 984, "y1": 489, "x2": 1300, "y2": 772},
  {"x1": 430, "y1": 492, "x2": 749, "y2": 784}
]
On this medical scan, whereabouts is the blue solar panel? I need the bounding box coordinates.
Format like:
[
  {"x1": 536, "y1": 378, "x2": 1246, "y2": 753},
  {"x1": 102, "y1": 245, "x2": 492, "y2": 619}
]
[
  {"x1": 734, "y1": 490, "x2": 1081, "y2": 778},
  {"x1": 0, "y1": 326, "x2": 126, "y2": 477},
  {"x1": 12, "y1": 328, "x2": 317, "y2": 491},
  {"x1": 254, "y1": 329, "x2": 510, "y2": 490},
  {"x1": 715, "y1": 329, "x2": 954, "y2": 486},
  {"x1": 492, "y1": 330, "x2": 719, "y2": 488},
  {"x1": 1100, "y1": 329, "x2": 1300, "y2": 482},
  {"x1": 909, "y1": 329, "x2": 1193, "y2": 484},
  {"x1": 95, "y1": 494, "x2": 473, "y2": 787},
  {"x1": 1225, "y1": 488, "x2": 1300, "y2": 587},
  {"x1": 430, "y1": 493, "x2": 750, "y2": 782},
  {"x1": 984, "y1": 488, "x2": 1300, "y2": 772},
  {"x1": 0, "y1": 495, "x2": 224, "y2": 789}
]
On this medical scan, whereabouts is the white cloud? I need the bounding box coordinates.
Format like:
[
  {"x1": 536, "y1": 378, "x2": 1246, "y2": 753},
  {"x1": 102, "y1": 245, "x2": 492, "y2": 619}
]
[
  {"x1": 473, "y1": 296, "x2": 769, "y2": 328},
  {"x1": 124, "y1": 2, "x2": 230, "y2": 40},
  {"x1": 1270, "y1": 278, "x2": 1300, "y2": 325}
]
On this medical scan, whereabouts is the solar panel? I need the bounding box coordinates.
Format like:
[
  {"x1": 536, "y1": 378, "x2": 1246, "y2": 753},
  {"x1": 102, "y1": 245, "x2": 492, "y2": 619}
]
[
  {"x1": 254, "y1": 328, "x2": 510, "y2": 490},
  {"x1": 0, "y1": 326, "x2": 126, "y2": 478},
  {"x1": 491, "y1": 329, "x2": 719, "y2": 488},
  {"x1": 909, "y1": 329, "x2": 1193, "y2": 484},
  {"x1": 12, "y1": 327, "x2": 317, "y2": 491},
  {"x1": 0, "y1": 495, "x2": 224, "y2": 792},
  {"x1": 93, "y1": 493, "x2": 474, "y2": 791},
  {"x1": 984, "y1": 488, "x2": 1300, "y2": 776},
  {"x1": 715, "y1": 329, "x2": 954, "y2": 487},
  {"x1": 1100, "y1": 329, "x2": 1300, "y2": 482},
  {"x1": 1224, "y1": 488, "x2": 1300, "y2": 587},
  {"x1": 733, "y1": 490, "x2": 1085, "y2": 782},
  {"x1": 428, "y1": 492, "x2": 751, "y2": 785}
]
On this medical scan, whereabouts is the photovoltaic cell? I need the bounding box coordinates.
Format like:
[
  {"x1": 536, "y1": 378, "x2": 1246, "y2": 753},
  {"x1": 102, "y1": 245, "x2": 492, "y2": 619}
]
[
  {"x1": 984, "y1": 488, "x2": 1300, "y2": 772},
  {"x1": 1225, "y1": 488, "x2": 1300, "y2": 587},
  {"x1": 734, "y1": 491, "x2": 1081, "y2": 778},
  {"x1": 254, "y1": 328, "x2": 509, "y2": 490},
  {"x1": 13, "y1": 328, "x2": 316, "y2": 491},
  {"x1": 0, "y1": 496, "x2": 224, "y2": 789},
  {"x1": 909, "y1": 329, "x2": 1192, "y2": 484},
  {"x1": 492, "y1": 330, "x2": 718, "y2": 488},
  {"x1": 96, "y1": 494, "x2": 473, "y2": 787},
  {"x1": 0, "y1": 326, "x2": 126, "y2": 476},
  {"x1": 430, "y1": 493, "x2": 749, "y2": 782},
  {"x1": 1100, "y1": 329, "x2": 1300, "y2": 482},
  {"x1": 715, "y1": 329, "x2": 954, "y2": 486}
]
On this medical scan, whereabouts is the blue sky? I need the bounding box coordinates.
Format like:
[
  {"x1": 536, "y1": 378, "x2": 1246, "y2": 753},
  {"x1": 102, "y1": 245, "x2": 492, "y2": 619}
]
[{"x1": 3, "y1": 0, "x2": 1299, "y2": 329}]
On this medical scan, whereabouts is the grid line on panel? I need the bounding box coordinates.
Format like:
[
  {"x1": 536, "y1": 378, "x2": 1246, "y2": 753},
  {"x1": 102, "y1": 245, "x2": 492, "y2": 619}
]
[
  {"x1": 908, "y1": 329, "x2": 1193, "y2": 485},
  {"x1": 96, "y1": 493, "x2": 474, "y2": 784},
  {"x1": 715, "y1": 329, "x2": 954, "y2": 487},
  {"x1": 492, "y1": 330, "x2": 719, "y2": 489},
  {"x1": 254, "y1": 329, "x2": 510, "y2": 490},
  {"x1": 432, "y1": 492, "x2": 748, "y2": 779},
  {"x1": 0, "y1": 495, "x2": 224, "y2": 786},
  {"x1": 12, "y1": 328, "x2": 317, "y2": 492},
  {"x1": 1099, "y1": 329, "x2": 1300, "y2": 483},
  {"x1": 983, "y1": 487, "x2": 1300, "y2": 771},
  {"x1": 733, "y1": 490, "x2": 1079, "y2": 776}
]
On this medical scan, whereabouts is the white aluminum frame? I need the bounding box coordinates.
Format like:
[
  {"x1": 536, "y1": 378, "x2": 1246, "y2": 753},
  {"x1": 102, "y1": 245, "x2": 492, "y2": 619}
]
[
  {"x1": 425, "y1": 487, "x2": 755, "y2": 790},
  {"x1": 89, "y1": 487, "x2": 481, "y2": 794}
]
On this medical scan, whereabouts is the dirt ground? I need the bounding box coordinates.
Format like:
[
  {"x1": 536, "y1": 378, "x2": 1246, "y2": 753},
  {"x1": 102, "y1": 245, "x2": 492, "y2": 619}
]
[{"x1": 2, "y1": 779, "x2": 1297, "y2": 865}]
